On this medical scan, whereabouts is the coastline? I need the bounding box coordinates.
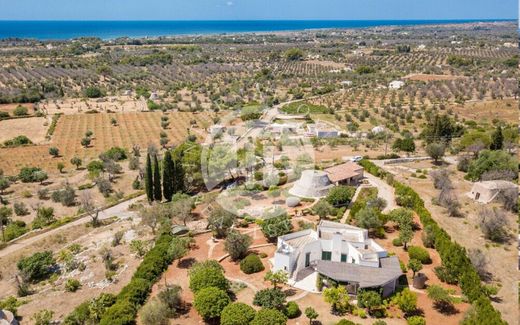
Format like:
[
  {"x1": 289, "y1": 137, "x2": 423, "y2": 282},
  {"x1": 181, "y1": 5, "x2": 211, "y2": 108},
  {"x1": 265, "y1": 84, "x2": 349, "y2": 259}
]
[{"x1": 0, "y1": 19, "x2": 515, "y2": 41}]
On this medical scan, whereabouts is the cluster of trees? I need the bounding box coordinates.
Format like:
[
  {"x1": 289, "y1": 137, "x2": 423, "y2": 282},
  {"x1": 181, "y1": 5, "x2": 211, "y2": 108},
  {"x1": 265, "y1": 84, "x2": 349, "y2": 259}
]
[
  {"x1": 458, "y1": 124, "x2": 518, "y2": 181},
  {"x1": 189, "y1": 261, "x2": 310, "y2": 324},
  {"x1": 145, "y1": 150, "x2": 185, "y2": 203}
]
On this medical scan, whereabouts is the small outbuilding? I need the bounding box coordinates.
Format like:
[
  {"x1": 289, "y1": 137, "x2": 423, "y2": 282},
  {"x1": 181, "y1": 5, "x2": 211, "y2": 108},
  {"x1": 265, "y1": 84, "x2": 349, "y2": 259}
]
[
  {"x1": 324, "y1": 162, "x2": 364, "y2": 186},
  {"x1": 389, "y1": 80, "x2": 405, "y2": 90},
  {"x1": 289, "y1": 170, "x2": 333, "y2": 198},
  {"x1": 467, "y1": 180, "x2": 518, "y2": 204}
]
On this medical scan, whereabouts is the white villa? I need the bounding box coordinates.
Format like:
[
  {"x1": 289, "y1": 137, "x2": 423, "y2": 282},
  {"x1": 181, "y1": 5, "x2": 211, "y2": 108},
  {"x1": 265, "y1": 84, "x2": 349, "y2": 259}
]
[
  {"x1": 307, "y1": 123, "x2": 340, "y2": 138},
  {"x1": 267, "y1": 123, "x2": 301, "y2": 136},
  {"x1": 272, "y1": 221, "x2": 402, "y2": 296}
]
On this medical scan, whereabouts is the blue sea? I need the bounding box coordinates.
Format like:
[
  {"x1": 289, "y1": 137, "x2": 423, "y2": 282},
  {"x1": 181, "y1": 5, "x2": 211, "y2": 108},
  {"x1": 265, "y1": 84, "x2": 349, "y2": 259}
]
[{"x1": 0, "y1": 20, "x2": 513, "y2": 40}]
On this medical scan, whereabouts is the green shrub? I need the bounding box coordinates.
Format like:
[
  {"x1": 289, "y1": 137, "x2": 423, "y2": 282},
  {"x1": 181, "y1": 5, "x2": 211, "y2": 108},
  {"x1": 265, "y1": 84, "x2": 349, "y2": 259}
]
[
  {"x1": 189, "y1": 261, "x2": 229, "y2": 293},
  {"x1": 221, "y1": 302, "x2": 256, "y2": 325},
  {"x1": 250, "y1": 308, "x2": 287, "y2": 325},
  {"x1": 407, "y1": 315, "x2": 426, "y2": 325},
  {"x1": 335, "y1": 320, "x2": 358, "y2": 325},
  {"x1": 4, "y1": 221, "x2": 28, "y2": 241},
  {"x1": 193, "y1": 287, "x2": 230, "y2": 320},
  {"x1": 393, "y1": 288, "x2": 417, "y2": 314},
  {"x1": 0, "y1": 296, "x2": 25, "y2": 316},
  {"x1": 64, "y1": 293, "x2": 116, "y2": 325},
  {"x1": 240, "y1": 254, "x2": 265, "y2": 274},
  {"x1": 284, "y1": 301, "x2": 301, "y2": 319},
  {"x1": 103, "y1": 147, "x2": 128, "y2": 161},
  {"x1": 13, "y1": 105, "x2": 29, "y2": 116},
  {"x1": 18, "y1": 166, "x2": 45, "y2": 183},
  {"x1": 392, "y1": 238, "x2": 403, "y2": 246},
  {"x1": 139, "y1": 298, "x2": 168, "y2": 325},
  {"x1": 253, "y1": 288, "x2": 286, "y2": 310},
  {"x1": 408, "y1": 246, "x2": 431, "y2": 264},
  {"x1": 84, "y1": 87, "x2": 104, "y2": 98},
  {"x1": 99, "y1": 301, "x2": 136, "y2": 325},
  {"x1": 118, "y1": 278, "x2": 152, "y2": 306},
  {"x1": 326, "y1": 186, "x2": 356, "y2": 207},
  {"x1": 3, "y1": 135, "x2": 32, "y2": 147},
  {"x1": 17, "y1": 251, "x2": 56, "y2": 282},
  {"x1": 65, "y1": 279, "x2": 81, "y2": 292}
]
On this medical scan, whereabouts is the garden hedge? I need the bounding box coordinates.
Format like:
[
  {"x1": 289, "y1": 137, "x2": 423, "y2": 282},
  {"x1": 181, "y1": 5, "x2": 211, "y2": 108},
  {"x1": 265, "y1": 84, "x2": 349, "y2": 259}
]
[{"x1": 359, "y1": 160, "x2": 506, "y2": 324}]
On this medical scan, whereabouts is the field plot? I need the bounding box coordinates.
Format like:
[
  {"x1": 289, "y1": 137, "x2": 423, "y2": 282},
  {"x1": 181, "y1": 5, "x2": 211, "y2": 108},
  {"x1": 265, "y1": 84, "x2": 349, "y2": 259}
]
[
  {"x1": 403, "y1": 74, "x2": 467, "y2": 82},
  {"x1": 0, "y1": 111, "x2": 214, "y2": 174},
  {"x1": 456, "y1": 99, "x2": 519, "y2": 124},
  {"x1": 0, "y1": 116, "x2": 49, "y2": 143}
]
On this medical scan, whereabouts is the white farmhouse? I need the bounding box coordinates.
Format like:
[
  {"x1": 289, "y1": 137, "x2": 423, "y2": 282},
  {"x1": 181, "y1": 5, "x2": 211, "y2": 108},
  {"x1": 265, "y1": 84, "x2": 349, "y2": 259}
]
[
  {"x1": 389, "y1": 80, "x2": 405, "y2": 90},
  {"x1": 272, "y1": 221, "x2": 402, "y2": 296},
  {"x1": 467, "y1": 180, "x2": 518, "y2": 204},
  {"x1": 149, "y1": 91, "x2": 159, "y2": 100}
]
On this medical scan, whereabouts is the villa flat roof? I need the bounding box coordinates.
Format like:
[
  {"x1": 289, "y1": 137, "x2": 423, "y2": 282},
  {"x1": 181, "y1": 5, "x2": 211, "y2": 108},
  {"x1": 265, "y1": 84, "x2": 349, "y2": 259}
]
[{"x1": 315, "y1": 256, "x2": 402, "y2": 288}]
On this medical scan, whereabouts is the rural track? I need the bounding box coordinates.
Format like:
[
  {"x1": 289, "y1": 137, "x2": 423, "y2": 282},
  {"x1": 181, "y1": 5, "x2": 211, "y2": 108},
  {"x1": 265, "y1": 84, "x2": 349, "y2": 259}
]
[{"x1": 0, "y1": 195, "x2": 144, "y2": 259}]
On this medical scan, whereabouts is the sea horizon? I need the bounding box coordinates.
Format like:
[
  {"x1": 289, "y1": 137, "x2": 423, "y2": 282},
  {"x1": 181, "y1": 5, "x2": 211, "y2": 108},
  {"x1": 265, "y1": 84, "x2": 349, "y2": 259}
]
[{"x1": 0, "y1": 19, "x2": 515, "y2": 41}]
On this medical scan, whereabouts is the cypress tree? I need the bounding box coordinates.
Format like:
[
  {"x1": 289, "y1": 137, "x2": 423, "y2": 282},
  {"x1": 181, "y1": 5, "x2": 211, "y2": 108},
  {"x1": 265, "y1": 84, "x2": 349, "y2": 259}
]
[
  {"x1": 162, "y1": 151, "x2": 175, "y2": 201},
  {"x1": 153, "y1": 154, "x2": 162, "y2": 201},
  {"x1": 145, "y1": 153, "x2": 153, "y2": 202},
  {"x1": 173, "y1": 155, "x2": 185, "y2": 193},
  {"x1": 490, "y1": 125, "x2": 503, "y2": 150}
]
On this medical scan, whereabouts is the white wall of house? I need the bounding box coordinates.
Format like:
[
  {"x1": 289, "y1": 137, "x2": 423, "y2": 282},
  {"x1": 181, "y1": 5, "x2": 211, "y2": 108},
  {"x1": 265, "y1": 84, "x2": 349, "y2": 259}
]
[
  {"x1": 275, "y1": 222, "x2": 391, "y2": 279},
  {"x1": 273, "y1": 251, "x2": 293, "y2": 273}
]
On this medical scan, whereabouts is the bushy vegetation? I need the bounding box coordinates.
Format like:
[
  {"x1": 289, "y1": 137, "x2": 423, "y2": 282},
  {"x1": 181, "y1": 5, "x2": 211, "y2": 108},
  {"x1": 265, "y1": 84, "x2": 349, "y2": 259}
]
[
  {"x1": 193, "y1": 286, "x2": 231, "y2": 321},
  {"x1": 17, "y1": 251, "x2": 56, "y2": 283},
  {"x1": 221, "y1": 302, "x2": 256, "y2": 325},
  {"x1": 466, "y1": 150, "x2": 518, "y2": 181},
  {"x1": 189, "y1": 260, "x2": 229, "y2": 293},
  {"x1": 250, "y1": 308, "x2": 287, "y2": 325},
  {"x1": 326, "y1": 185, "x2": 356, "y2": 207},
  {"x1": 407, "y1": 246, "x2": 432, "y2": 264},
  {"x1": 3, "y1": 135, "x2": 32, "y2": 147},
  {"x1": 240, "y1": 254, "x2": 265, "y2": 274}
]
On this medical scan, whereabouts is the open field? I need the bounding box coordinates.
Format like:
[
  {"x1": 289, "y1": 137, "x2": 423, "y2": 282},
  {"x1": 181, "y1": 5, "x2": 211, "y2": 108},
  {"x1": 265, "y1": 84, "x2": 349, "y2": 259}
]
[
  {"x1": 0, "y1": 116, "x2": 49, "y2": 143},
  {"x1": 0, "y1": 111, "x2": 215, "y2": 174}
]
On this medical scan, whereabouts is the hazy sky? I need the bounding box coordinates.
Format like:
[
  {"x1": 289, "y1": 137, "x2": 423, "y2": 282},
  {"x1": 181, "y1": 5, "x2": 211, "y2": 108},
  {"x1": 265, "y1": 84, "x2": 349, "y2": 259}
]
[{"x1": 0, "y1": 0, "x2": 517, "y2": 20}]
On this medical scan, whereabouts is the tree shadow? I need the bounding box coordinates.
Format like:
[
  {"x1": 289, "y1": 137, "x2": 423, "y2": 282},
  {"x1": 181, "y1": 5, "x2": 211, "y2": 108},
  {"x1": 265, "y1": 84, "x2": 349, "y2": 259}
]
[
  {"x1": 433, "y1": 302, "x2": 459, "y2": 315},
  {"x1": 283, "y1": 288, "x2": 297, "y2": 297},
  {"x1": 178, "y1": 257, "x2": 196, "y2": 269},
  {"x1": 407, "y1": 307, "x2": 425, "y2": 318}
]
